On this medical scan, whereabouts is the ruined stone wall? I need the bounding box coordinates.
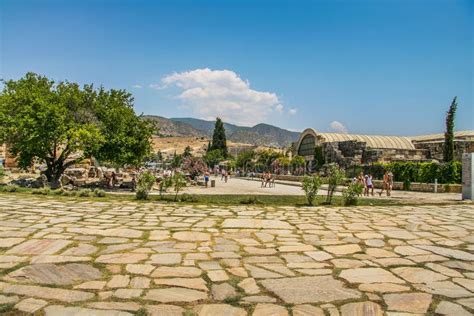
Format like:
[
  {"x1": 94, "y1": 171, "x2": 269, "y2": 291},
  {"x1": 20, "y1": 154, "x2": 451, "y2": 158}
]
[{"x1": 413, "y1": 140, "x2": 474, "y2": 161}]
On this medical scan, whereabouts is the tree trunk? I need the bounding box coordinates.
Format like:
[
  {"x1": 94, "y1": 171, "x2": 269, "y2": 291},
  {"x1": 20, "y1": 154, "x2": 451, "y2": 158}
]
[{"x1": 44, "y1": 160, "x2": 66, "y2": 189}]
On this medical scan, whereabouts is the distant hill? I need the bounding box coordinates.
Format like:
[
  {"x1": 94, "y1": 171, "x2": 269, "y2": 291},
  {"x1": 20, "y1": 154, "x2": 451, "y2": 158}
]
[{"x1": 142, "y1": 115, "x2": 300, "y2": 147}]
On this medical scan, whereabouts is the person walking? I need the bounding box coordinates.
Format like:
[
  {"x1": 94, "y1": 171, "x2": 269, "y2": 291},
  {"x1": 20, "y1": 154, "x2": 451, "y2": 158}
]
[{"x1": 366, "y1": 174, "x2": 374, "y2": 196}]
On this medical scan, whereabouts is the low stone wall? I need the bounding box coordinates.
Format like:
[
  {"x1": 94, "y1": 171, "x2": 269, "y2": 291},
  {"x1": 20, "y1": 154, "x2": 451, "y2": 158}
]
[{"x1": 252, "y1": 173, "x2": 461, "y2": 193}]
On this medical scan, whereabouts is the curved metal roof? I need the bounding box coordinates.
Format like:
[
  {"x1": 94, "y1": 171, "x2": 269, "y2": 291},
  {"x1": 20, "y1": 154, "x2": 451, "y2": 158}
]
[
  {"x1": 318, "y1": 132, "x2": 415, "y2": 150},
  {"x1": 296, "y1": 128, "x2": 415, "y2": 150},
  {"x1": 411, "y1": 130, "x2": 474, "y2": 142}
]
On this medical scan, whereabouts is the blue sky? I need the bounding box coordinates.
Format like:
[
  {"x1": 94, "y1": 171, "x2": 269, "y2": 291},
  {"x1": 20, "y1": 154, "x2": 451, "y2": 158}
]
[{"x1": 1, "y1": 0, "x2": 472, "y2": 135}]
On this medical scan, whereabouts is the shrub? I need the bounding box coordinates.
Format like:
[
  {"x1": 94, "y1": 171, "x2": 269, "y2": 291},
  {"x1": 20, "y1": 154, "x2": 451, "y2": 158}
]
[
  {"x1": 158, "y1": 176, "x2": 173, "y2": 199},
  {"x1": 136, "y1": 171, "x2": 156, "y2": 200},
  {"x1": 1, "y1": 185, "x2": 18, "y2": 192},
  {"x1": 240, "y1": 196, "x2": 261, "y2": 205},
  {"x1": 326, "y1": 164, "x2": 345, "y2": 204},
  {"x1": 93, "y1": 188, "x2": 106, "y2": 197},
  {"x1": 302, "y1": 175, "x2": 322, "y2": 206},
  {"x1": 78, "y1": 189, "x2": 92, "y2": 197},
  {"x1": 172, "y1": 173, "x2": 187, "y2": 201},
  {"x1": 0, "y1": 166, "x2": 5, "y2": 180},
  {"x1": 32, "y1": 187, "x2": 50, "y2": 195},
  {"x1": 179, "y1": 193, "x2": 197, "y2": 202},
  {"x1": 343, "y1": 182, "x2": 364, "y2": 206}
]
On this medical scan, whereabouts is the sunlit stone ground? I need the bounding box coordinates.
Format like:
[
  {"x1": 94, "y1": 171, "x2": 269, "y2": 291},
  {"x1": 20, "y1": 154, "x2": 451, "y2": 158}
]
[{"x1": 0, "y1": 195, "x2": 473, "y2": 315}]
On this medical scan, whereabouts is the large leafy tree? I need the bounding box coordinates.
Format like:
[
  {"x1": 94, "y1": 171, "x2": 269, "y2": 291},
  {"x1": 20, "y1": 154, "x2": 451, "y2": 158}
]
[
  {"x1": 210, "y1": 117, "x2": 228, "y2": 157},
  {"x1": 443, "y1": 96, "x2": 457, "y2": 162},
  {"x1": 0, "y1": 73, "x2": 152, "y2": 186}
]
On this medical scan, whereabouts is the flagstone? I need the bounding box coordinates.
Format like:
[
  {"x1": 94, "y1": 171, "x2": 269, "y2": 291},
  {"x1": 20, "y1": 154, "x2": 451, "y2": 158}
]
[
  {"x1": 6, "y1": 239, "x2": 72, "y2": 255},
  {"x1": 74, "y1": 280, "x2": 107, "y2": 290},
  {"x1": 113, "y1": 288, "x2": 143, "y2": 299},
  {"x1": 44, "y1": 305, "x2": 132, "y2": 316},
  {"x1": 95, "y1": 253, "x2": 148, "y2": 264},
  {"x1": 238, "y1": 277, "x2": 260, "y2": 294},
  {"x1": 152, "y1": 266, "x2": 202, "y2": 278},
  {"x1": 414, "y1": 281, "x2": 472, "y2": 298},
  {"x1": 457, "y1": 297, "x2": 474, "y2": 309},
  {"x1": 383, "y1": 293, "x2": 432, "y2": 313},
  {"x1": 107, "y1": 275, "x2": 130, "y2": 288},
  {"x1": 194, "y1": 304, "x2": 247, "y2": 316},
  {"x1": 30, "y1": 255, "x2": 91, "y2": 263},
  {"x1": 144, "y1": 287, "x2": 208, "y2": 302},
  {"x1": 3, "y1": 284, "x2": 94, "y2": 302},
  {"x1": 173, "y1": 231, "x2": 211, "y2": 241},
  {"x1": 212, "y1": 283, "x2": 237, "y2": 300},
  {"x1": 416, "y1": 245, "x2": 474, "y2": 261},
  {"x1": 0, "y1": 294, "x2": 19, "y2": 304},
  {"x1": 425, "y1": 262, "x2": 463, "y2": 277},
  {"x1": 208, "y1": 269, "x2": 229, "y2": 281},
  {"x1": 4, "y1": 263, "x2": 101, "y2": 285},
  {"x1": 222, "y1": 219, "x2": 293, "y2": 229},
  {"x1": 339, "y1": 268, "x2": 405, "y2": 284},
  {"x1": 391, "y1": 267, "x2": 448, "y2": 283},
  {"x1": 394, "y1": 245, "x2": 432, "y2": 256},
  {"x1": 292, "y1": 304, "x2": 324, "y2": 316},
  {"x1": 150, "y1": 253, "x2": 182, "y2": 265},
  {"x1": 253, "y1": 303, "x2": 288, "y2": 316},
  {"x1": 261, "y1": 276, "x2": 361, "y2": 304},
  {"x1": 435, "y1": 301, "x2": 471, "y2": 316},
  {"x1": 87, "y1": 301, "x2": 141, "y2": 312},
  {"x1": 452, "y1": 277, "x2": 474, "y2": 291},
  {"x1": 145, "y1": 304, "x2": 185, "y2": 316},
  {"x1": 14, "y1": 298, "x2": 48, "y2": 313},
  {"x1": 359, "y1": 283, "x2": 411, "y2": 293},
  {"x1": 340, "y1": 301, "x2": 383, "y2": 316},
  {"x1": 323, "y1": 244, "x2": 362, "y2": 255},
  {"x1": 0, "y1": 237, "x2": 25, "y2": 248},
  {"x1": 126, "y1": 263, "x2": 155, "y2": 275},
  {"x1": 304, "y1": 251, "x2": 333, "y2": 261},
  {"x1": 61, "y1": 244, "x2": 98, "y2": 256},
  {"x1": 154, "y1": 277, "x2": 208, "y2": 291}
]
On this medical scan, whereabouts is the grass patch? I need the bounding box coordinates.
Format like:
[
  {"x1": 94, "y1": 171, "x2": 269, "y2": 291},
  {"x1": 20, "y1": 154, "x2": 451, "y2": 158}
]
[{"x1": 0, "y1": 303, "x2": 15, "y2": 314}]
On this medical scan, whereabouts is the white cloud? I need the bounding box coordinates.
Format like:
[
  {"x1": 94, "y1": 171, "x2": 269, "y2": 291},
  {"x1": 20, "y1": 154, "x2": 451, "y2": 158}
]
[
  {"x1": 330, "y1": 121, "x2": 348, "y2": 134},
  {"x1": 288, "y1": 108, "x2": 297, "y2": 115},
  {"x1": 132, "y1": 84, "x2": 143, "y2": 89},
  {"x1": 157, "y1": 68, "x2": 283, "y2": 126}
]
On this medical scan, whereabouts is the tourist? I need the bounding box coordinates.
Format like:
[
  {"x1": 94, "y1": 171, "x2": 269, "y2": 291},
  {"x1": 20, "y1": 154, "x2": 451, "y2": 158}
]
[
  {"x1": 379, "y1": 171, "x2": 390, "y2": 196},
  {"x1": 204, "y1": 171, "x2": 210, "y2": 188},
  {"x1": 224, "y1": 170, "x2": 228, "y2": 183},
  {"x1": 387, "y1": 171, "x2": 394, "y2": 196},
  {"x1": 366, "y1": 174, "x2": 374, "y2": 196}
]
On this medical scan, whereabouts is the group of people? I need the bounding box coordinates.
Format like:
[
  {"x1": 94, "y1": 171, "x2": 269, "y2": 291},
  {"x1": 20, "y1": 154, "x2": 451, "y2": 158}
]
[
  {"x1": 261, "y1": 171, "x2": 275, "y2": 188},
  {"x1": 355, "y1": 171, "x2": 393, "y2": 197}
]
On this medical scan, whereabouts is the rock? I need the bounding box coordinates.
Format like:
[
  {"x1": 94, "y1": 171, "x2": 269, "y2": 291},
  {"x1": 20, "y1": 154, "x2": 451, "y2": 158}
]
[
  {"x1": 358, "y1": 283, "x2": 410, "y2": 293},
  {"x1": 391, "y1": 267, "x2": 448, "y2": 283},
  {"x1": 173, "y1": 231, "x2": 211, "y2": 241},
  {"x1": 95, "y1": 253, "x2": 148, "y2": 264},
  {"x1": 435, "y1": 301, "x2": 471, "y2": 316},
  {"x1": 253, "y1": 303, "x2": 288, "y2": 316},
  {"x1": 87, "y1": 302, "x2": 141, "y2": 312},
  {"x1": 323, "y1": 244, "x2": 362, "y2": 255},
  {"x1": 383, "y1": 293, "x2": 432, "y2": 313},
  {"x1": 194, "y1": 304, "x2": 247, "y2": 316},
  {"x1": 126, "y1": 263, "x2": 155, "y2": 275},
  {"x1": 208, "y1": 270, "x2": 229, "y2": 282},
  {"x1": 238, "y1": 278, "x2": 260, "y2": 294},
  {"x1": 146, "y1": 304, "x2": 185, "y2": 316},
  {"x1": 339, "y1": 268, "x2": 405, "y2": 284},
  {"x1": 5, "y1": 263, "x2": 101, "y2": 285},
  {"x1": 212, "y1": 283, "x2": 237, "y2": 300},
  {"x1": 151, "y1": 266, "x2": 202, "y2": 278},
  {"x1": 292, "y1": 304, "x2": 324, "y2": 316},
  {"x1": 260, "y1": 276, "x2": 361, "y2": 304},
  {"x1": 3, "y1": 284, "x2": 94, "y2": 302},
  {"x1": 154, "y1": 277, "x2": 208, "y2": 291},
  {"x1": 44, "y1": 305, "x2": 132, "y2": 316},
  {"x1": 14, "y1": 298, "x2": 48, "y2": 313},
  {"x1": 150, "y1": 253, "x2": 182, "y2": 265},
  {"x1": 340, "y1": 301, "x2": 383, "y2": 316},
  {"x1": 6, "y1": 239, "x2": 71, "y2": 255},
  {"x1": 221, "y1": 219, "x2": 293, "y2": 229},
  {"x1": 144, "y1": 287, "x2": 208, "y2": 303}
]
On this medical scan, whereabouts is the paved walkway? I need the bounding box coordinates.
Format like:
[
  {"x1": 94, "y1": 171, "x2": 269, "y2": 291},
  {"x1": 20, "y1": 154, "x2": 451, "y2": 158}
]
[
  {"x1": 0, "y1": 195, "x2": 473, "y2": 315},
  {"x1": 182, "y1": 177, "x2": 463, "y2": 204}
]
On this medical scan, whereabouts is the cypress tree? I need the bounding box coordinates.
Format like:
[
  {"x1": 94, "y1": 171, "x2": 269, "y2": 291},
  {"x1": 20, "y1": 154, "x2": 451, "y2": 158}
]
[
  {"x1": 210, "y1": 117, "x2": 228, "y2": 157},
  {"x1": 443, "y1": 97, "x2": 457, "y2": 162}
]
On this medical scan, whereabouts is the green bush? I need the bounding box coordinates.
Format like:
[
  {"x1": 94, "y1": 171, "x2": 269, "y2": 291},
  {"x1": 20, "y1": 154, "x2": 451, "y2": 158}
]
[
  {"x1": 0, "y1": 166, "x2": 5, "y2": 180},
  {"x1": 1, "y1": 185, "x2": 18, "y2": 192},
  {"x1": 93, "y1": 188, "x2": 106, "y2": 197},
  {"x1": 302, "y1": 175, "x2": 322, "y2": 206},
  {"x1": 362, "y1": 161, "x2": 461, "y2": 184},
  {"x1": 343, "y1": 182, "x2": 364, "y2": 206},
  {"x1": 173, "y1": 173, "x2": 187, "y2": 201},
  {"x1": 78, "y1": 189, "x2": 92, "y2": 197},
  {"x1": 136, "y1": 171, "x2": 156, "y2": 200},
  {"x1": 179, "y1": 193, "x2": 198, "y2": 202},
  {"x1": 326, "y1": 164, "x2": 345, "y2": 204},
  {"x1": 32, "y1": 187, "x2": 50, "y2": 195},
  {"x1": 240, "y1": 196, "x2": 261, "y2": 205}
]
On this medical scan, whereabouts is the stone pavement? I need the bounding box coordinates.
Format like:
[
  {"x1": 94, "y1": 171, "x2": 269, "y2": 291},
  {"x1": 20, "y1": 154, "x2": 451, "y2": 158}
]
[{"x1": 0, "y1": 195, "x2": 473, "y2": 315}]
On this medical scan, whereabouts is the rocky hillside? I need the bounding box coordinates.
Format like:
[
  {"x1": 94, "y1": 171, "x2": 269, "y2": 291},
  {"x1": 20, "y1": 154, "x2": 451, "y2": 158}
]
[{"x1": 143, "y1": 115, "x2": 299, "y2": 147}]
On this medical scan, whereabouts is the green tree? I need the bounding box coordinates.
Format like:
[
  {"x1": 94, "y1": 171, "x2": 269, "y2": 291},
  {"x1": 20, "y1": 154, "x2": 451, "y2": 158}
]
[
  {"x1": 0, "y1": 73, "x2": 152, "y2": 187},
  {"x1": 136, "y1": 171, "x2": 156, "y2": 200},
  {"x1": 183, "y1": 145, "x2": 193, "y2": 158},
  {"x1": 326, "y1": 164, "x2": 345, "y2": 204},
  {"x1": 302, "y1": 175, "x2": 322, "y2": 206},
  {"x1": 173, "y1": 172, "x2": 187, "y2": 201},
  {"x1": 443, "y1": 96, "x2": 457, "y2": 162},
  {"x1": 235, "y1": 150, "x2": 255, "y2": 171},
  {"x1": 171, "y1": 152, "x2": 183, "y2": 168},
  {"x1": 204, "y1": 149, "x2": 224, "y2": 168},
  {"x1": 210, "y1": 117, "x2": 228, "y2": 157}
]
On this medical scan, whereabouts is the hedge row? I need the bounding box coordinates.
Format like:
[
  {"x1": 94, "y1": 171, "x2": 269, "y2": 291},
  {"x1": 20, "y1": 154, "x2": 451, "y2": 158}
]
[{"x1": 346, "y1": 161, "x2": 462, "y2": 184}]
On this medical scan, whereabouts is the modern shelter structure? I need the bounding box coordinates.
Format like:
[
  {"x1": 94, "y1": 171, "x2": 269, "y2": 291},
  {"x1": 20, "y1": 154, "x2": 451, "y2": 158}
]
[{"x1": 295, "y1": 128, "x2": 474, "y2": 168}]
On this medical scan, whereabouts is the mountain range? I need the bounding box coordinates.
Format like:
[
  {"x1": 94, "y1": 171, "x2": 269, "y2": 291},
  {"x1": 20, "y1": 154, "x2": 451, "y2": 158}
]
[{"x1": 142, "y1": 115, "x2": 300, "y2": 147}]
